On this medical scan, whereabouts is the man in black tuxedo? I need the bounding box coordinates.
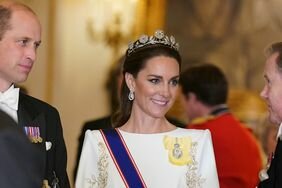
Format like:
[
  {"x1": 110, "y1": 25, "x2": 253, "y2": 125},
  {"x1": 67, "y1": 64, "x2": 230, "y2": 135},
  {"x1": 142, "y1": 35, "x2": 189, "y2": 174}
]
[
  {"x1": 258, "y1": 42, "x2": 282, "y2": 188},
  {"x1": 0, "y1": 110, "x2": 43, "y2": 188},
  {"x1": 0, "y1": 1, "x2": 70, "y2": 187}
]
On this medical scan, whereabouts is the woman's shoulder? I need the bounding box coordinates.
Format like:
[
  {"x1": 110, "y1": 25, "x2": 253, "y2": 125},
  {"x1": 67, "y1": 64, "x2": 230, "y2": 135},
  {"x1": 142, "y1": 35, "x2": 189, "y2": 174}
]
[
  {"x1": 174, "y1": 128, "x2": 211, "y2": 138},
  {"x1": 85, "y1": 129, "x2": 101, "y2": 134},
  {"x1": 175, "y1": 127, "x2": 210, "y2": 134},
  {"x1": 84, "y1": 129, "x2": 106, "y2": 142}
]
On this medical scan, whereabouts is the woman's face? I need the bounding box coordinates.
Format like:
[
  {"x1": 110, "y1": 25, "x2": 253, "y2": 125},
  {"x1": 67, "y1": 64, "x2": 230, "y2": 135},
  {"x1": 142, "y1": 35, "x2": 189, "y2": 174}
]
[{"x1": 126, "y1": 56, "x2": 180, "y2": 119}]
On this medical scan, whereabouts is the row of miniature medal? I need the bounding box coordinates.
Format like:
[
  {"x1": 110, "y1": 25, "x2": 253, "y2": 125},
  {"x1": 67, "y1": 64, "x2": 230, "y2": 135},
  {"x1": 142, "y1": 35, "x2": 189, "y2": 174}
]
[{"x1": 24, "y1": 126, "x2": 43, "y2": 143}]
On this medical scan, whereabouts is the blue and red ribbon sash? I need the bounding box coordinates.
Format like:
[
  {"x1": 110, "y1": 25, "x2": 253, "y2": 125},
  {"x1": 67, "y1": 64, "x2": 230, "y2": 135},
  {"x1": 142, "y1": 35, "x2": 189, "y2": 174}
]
[{"x1": 100, "y1": 129, "x2": 147, "y2": 188}]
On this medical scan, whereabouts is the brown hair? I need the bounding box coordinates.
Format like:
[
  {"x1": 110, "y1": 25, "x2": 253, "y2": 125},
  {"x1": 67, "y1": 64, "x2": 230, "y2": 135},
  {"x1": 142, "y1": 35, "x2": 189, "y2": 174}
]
[{"x1": 112, "y1": 45, "x2": 181, "y2": 127}]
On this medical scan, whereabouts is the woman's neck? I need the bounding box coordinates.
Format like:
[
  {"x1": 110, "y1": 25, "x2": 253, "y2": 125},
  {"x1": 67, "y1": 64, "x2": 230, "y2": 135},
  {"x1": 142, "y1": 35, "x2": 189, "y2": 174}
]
[{"x1": 120, "y1": 114, "x2": 176, "y2": 134}]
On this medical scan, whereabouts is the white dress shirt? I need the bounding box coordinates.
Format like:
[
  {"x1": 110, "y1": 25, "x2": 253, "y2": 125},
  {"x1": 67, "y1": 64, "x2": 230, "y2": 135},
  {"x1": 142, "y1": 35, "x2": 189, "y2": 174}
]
[
  {"x1": 0, "y1": 85, "x2": 19, "y2": 123},
  {"x1": 277, "y1": 122, "x2": 282, "y2": 140}
]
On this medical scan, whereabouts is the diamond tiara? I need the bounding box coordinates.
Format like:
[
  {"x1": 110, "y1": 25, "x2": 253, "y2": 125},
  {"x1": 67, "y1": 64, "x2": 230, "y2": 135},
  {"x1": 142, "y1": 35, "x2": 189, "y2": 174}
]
[{"x1": 126, "y1": 30, "x2": 179, "y2": 56}]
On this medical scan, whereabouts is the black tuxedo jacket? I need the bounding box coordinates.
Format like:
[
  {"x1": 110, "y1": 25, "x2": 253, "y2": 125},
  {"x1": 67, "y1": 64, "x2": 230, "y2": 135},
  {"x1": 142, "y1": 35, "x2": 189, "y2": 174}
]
[
  {"x1": 258, "y1": 138, "x2": 282, "y2": 188},
  {"x1": 0, "y1": 110, "x2": 43, "y2": 188},
  {"x1": 18, "y1": 93, "x2": 70, "y2": 188}
]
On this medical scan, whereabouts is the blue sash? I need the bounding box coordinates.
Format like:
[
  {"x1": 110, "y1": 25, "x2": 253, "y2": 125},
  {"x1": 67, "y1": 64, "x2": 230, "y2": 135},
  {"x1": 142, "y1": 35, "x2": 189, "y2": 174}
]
[{"x1": 100, "y1": 129, "x2": 147, "y2": 188}]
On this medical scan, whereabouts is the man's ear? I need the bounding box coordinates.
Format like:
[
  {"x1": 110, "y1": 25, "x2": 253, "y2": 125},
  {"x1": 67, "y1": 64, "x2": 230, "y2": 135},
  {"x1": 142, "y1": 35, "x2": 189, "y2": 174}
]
[{"x1": 125, "y1": 72, "x2": 135, "y2": 91}]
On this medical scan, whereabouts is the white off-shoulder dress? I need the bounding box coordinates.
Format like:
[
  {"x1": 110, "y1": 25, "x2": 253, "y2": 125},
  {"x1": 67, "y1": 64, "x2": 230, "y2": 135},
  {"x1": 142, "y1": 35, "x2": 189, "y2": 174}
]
[{"x1": 75, "y1": 128, "x2": 219, "y2": 188}]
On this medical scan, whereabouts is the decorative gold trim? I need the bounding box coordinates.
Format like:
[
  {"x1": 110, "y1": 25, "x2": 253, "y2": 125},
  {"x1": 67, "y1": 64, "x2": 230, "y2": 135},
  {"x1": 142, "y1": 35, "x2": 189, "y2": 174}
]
[
  {"x1": 86, "y1": 142, "x2": 109, "y2": 188},
  {"x1": 185, "y1": 142, "x2": 206, "y2": 187}
]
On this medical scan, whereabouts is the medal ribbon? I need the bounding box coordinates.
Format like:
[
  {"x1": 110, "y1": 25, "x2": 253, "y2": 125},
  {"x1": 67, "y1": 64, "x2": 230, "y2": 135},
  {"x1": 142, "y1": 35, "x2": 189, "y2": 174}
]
[{"x1": 100, "y1": 129, "x2": 147, "y2": 188}]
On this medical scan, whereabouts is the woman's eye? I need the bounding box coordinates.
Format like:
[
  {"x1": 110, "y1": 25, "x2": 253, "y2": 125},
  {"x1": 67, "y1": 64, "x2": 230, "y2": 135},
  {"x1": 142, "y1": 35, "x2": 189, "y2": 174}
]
[
  {"x1": 170, "y1": 79, "x2": 179, "y2": 86},
  {"x1": 149, "y1": 79, "x2": 160, "y2": 84}
]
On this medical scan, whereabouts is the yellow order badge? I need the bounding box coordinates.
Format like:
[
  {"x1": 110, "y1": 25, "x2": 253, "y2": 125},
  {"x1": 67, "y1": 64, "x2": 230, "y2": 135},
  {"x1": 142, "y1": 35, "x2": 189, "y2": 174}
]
[{"x1": 163, "y1": 136, "x2": 192, "y2": 166}]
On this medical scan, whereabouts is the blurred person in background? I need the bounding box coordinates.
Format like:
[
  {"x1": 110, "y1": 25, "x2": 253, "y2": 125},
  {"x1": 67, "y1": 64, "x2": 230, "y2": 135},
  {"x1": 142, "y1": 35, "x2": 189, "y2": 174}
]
[
  {"x1": 228, "y1": 89, "x2": 268, "y2": 138},
  {"x1": 180, "y1": 63, "x2": 262, "y2": 188},
  {"x1": 228, "y1": 89, "x2": 270, "y2": 164}
]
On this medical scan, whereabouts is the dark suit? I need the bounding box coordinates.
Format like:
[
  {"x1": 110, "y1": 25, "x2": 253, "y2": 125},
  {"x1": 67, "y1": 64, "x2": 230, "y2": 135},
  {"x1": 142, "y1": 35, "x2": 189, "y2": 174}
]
[
  {"x1": 0, "y1": 110, "x2": 43, "y2": 188},
  {"x1": 18, "y1": 92, "x2": 70, "y2": 188},
  {"x1": 258, "y1": 138, "x2": 282, "y2": 188}
]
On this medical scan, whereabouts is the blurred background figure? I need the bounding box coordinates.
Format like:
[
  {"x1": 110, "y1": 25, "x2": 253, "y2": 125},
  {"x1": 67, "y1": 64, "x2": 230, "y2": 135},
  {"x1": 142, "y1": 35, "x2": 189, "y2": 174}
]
[
  {"x1": 228, "y1": 89, "x2": 268, "y2": 137},
  {"x1": 0, "y1": 110, "x2": 43, "y2": 188},
  {"x1": 180, "y1": 63, "x2": 263, "y2": 188},
  {"x1": 228, "y1": 89, "x2": 277, "y2": 165}
]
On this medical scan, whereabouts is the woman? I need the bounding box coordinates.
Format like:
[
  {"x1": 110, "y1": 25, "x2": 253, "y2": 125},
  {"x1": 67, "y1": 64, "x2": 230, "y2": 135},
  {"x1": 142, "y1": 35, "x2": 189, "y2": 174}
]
[{"x1": 75, "y1": 30, "x2": 219, "y2": 188}]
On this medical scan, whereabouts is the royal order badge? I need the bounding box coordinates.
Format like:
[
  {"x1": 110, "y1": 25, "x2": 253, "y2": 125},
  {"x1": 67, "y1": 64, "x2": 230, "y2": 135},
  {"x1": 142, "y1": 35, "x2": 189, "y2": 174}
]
[{"x1": 163, "y1": 136, "x2": 192, "y2": 166}]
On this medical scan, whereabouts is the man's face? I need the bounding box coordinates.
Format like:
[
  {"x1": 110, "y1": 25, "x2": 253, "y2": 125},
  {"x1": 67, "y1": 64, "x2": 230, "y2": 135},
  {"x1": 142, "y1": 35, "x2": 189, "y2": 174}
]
[
  {"x1": 0, "y1": 9, "x2": 41, "y2": 91},
  {"x1": 261, "y1": 52, "x2": 282, "y2": 125}
]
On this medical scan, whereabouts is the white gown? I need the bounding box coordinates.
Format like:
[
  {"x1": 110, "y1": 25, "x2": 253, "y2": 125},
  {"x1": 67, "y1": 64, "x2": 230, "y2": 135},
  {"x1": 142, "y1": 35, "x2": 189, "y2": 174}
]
[{"x1": 75, "y1": 128, "x2": 219, "y2": 188}]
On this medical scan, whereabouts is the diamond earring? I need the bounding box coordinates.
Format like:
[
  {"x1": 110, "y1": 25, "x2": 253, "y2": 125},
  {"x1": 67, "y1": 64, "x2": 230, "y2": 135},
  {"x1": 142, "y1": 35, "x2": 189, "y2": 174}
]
[{"x1": 128, "y1": 91, "x2": 135, "y2": 101}]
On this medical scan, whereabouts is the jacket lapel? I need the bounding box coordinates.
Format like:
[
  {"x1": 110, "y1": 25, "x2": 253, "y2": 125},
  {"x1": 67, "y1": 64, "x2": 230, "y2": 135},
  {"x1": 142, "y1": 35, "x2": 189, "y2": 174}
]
[
  {"x1": 260, "y1": 139, "x2": 282, "y2": 187},
  {"x1": 17, "y1": 94, "x2": 46, "y2": 177}
]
